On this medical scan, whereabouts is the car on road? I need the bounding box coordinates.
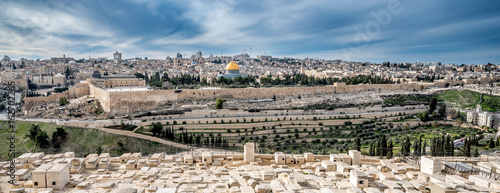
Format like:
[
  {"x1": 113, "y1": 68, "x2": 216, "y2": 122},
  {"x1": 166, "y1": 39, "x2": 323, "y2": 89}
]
[
  {"x1": 88, "y1": 119, "x2": 95, "y2": 121},
  {"x1": 59, "y1": 119, "x2": 64, "y2": 121},
  {"x1": 65, "y1": 119, "x2": 69, "y2": 121}
]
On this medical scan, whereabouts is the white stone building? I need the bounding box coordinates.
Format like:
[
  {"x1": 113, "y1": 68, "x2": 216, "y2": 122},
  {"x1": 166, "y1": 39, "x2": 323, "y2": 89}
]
[{"x1": 467, "y1": 104, "x2": 494, "y2": 128}]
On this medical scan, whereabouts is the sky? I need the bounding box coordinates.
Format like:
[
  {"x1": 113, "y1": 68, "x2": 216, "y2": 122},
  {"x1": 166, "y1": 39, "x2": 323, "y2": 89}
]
[{"x1": 1, "y1": 0, "x2": 500, "y2": 64}]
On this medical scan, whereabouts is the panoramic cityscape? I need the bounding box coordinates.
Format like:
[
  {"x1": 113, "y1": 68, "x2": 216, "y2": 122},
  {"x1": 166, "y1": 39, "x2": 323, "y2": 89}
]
[{"x1": 1, "y1": 0, "x2": 500, "y2": 192}]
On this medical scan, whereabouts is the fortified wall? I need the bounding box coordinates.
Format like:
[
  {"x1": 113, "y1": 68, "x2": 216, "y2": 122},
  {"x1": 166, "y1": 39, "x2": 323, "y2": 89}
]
[
  {"x1": 24, "y1": 83, "x2": 89, "y2": 109},
  {"x1": 98, "y1": 82, "x2": 438, "y2": 116},
  {"x1": 23, "y1": 81, "x2": 441, "y2": 116},
  {"x1": 0, "y1": 78, "x2": 28, "y2": 89}
]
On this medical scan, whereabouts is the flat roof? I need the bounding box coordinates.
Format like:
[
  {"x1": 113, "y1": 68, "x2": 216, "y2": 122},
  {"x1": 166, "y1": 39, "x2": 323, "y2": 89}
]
[
  {"x1": 445, "y1": 162, "x2": 480, "y2": 172},
  {"x1": 34, "y1": 164, "x2": 54, "y2": 172},
  {"x1": 48, "y1": 164, "x2": 68, "y2": 173},
  {"x1": 99, "y1": 153, "x2": 110, "y2": 158},
  {"x1": 106, "y1": 87, "x2": 149, "y2": 92},
  {"x1": 18, "y1": 153, "x2": 33, "y2": 159}
]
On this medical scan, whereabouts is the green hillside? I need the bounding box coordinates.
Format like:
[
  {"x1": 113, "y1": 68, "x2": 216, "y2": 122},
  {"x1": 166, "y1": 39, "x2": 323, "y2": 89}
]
[
  {"x1": 481, "y1": 94, "x2": 500, "y2": 112},
  {"x1": 0, "y1": 121, "x2": 185, "y2": 160},
  {"x1": 436, "y1": 90, "x2": 499, "y2": 111},
  {"x1": 435, "y1": 90, "x2": 481, "y2": 109}
]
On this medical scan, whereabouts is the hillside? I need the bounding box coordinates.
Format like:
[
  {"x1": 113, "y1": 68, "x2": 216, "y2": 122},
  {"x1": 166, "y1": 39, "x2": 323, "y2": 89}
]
[
  {"x1": 0, "y1": 121, "x2": 185, "y2": 160},
  {"x1": 436, "y1": 89, "x2": 500, "y2": 111}
]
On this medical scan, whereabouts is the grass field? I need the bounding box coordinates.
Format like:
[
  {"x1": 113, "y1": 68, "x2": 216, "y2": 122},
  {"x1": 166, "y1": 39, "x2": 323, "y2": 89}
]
[
  {"x1": 435, "y1": 90, "x2": 482, "y2": 109},
  {"x1": 0, "y1": 121, "x2": 185, "y2": 160},
  {"x1": 435, "y1": 89, "x2": 500, "y2": 112}
]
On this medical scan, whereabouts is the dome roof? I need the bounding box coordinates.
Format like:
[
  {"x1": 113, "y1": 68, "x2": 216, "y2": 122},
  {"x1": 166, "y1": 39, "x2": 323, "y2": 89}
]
[
  {"x1": 91, "y1": 71, "x2": 101, "y2": 78},
  {"x1": 226, "y1": 61, "x2": 239, "y2": 71}
]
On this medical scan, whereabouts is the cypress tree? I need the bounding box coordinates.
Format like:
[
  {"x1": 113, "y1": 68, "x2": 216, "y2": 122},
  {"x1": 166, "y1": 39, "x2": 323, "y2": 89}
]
[
  {"x1": 449, "y1": 136, "x2": 453, "y2": 156},
  {"x1": 489, "y1": 138, "x2": 495, "y2": 148},
  {"x1": 387, "y1": 140, "x2": 393, "y2": 159},
  {"x1": 355, "y1": 137, "x2": 361, "y2": 151},
  {"x1": 376, "y1": 139, "x2": 381, "y2": 157},
  {"x1": 406, "y1": 136, "x2": 411, "y2": 156},
  {"x1": 450, "y1": 139, "x2": 455, "y2": 156},
  {"x1": 402, "y1": 136, "x2": 411, "y2": 156},
  {"x1": 381, "y1": 135, "x2": 387, "y2": 156},
  {"x1": 462, "y1": 138, "x2": 470, "y2": 157},
  {"x1": 369, "y1": 143, "x2": 374, "y2": 156},
  {"x1": 413, "y1": 138, "x2": 419, "y2": 156},
  {"x1": 401, "y1": 141, "x2": 406, "y2": 156},
  {"x1": 443, "y1": 136, "x2": 450, "y2": 156},
  {"x1": 430, "y1": 138, "x2": 436, "y2": 156},
  {"x1": 421, "y1": 139, "x2": 426, "y2": 156}
]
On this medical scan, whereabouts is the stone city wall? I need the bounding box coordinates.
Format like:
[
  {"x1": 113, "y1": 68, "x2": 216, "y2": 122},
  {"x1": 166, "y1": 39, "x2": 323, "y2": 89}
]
[
  {"x1": 103, "y1": 83, "x2": 438, "y2": 116},
  {"x1": 0, "y1": 78, "x2": 28, "y2": 88},
  {"x1": 22, "y1": 81, "x2": 441, "y2": 116},
  {"x1": 24, "y1": 83, "x2": 89, "y2": 109},
  {"x1": 89, "y1": 84, "x2": 111, "y2": 113}
]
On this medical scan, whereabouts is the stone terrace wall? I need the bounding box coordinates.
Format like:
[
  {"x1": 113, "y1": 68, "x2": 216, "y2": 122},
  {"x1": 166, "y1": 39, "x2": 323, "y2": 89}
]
[{"x1": 24, "y1": 83, "x2": 89, "y2": 109}]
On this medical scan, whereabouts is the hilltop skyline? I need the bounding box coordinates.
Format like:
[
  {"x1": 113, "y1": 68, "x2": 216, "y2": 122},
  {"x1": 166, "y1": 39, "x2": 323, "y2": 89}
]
[{"x1": 1, "y1": 0, "x2": 500, "y2": 64}]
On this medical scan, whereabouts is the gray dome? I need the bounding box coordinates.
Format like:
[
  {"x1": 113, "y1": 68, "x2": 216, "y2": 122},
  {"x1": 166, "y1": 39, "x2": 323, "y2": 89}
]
[{"x1": 91, "y1": 71, "x2": 101, "y2": 78}]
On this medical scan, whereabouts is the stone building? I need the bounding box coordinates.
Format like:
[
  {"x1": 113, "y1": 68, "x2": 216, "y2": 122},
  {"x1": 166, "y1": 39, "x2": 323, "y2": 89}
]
[
  {"x1": 87, "y1": 71, "x2": 145, "y2": 88},
  {"x1": 113, "y1": 51, "x2": 122, "y2": 64},
  {"x1": 467, "y1": 104, "x2": 494, "y2": 128},
  {"x1": 53, "y1": 73, "x2": 66, "y2": 86}
]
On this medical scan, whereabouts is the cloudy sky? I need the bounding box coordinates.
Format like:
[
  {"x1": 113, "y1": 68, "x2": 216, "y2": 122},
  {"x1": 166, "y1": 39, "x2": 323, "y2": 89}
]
[{"x1": 1, "y1": 0, "x2": 500, "y2": 64}]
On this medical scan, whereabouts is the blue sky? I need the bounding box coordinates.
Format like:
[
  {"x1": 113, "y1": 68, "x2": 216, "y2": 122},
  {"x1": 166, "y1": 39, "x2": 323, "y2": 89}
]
[{"x1": 1, "y1": 0, "x2": 500, "y2": 64}]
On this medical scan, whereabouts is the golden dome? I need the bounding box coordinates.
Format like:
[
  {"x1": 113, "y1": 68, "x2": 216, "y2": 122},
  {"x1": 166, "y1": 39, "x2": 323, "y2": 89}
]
[{"x1": 226, "y1": 61, "x2": 239, "y2": 71}]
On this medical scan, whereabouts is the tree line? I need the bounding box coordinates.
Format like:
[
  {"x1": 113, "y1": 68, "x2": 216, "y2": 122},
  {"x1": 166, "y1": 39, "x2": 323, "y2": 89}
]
[
  {"x1": 28, "y1": 125, "x2": 68, "y2": 149},
  {"x1": 149, "y1": 122, "x2": 229, "y2": 148},
  {"x1": 136, "y1": 72, "x2": 395, "y2": 88}
]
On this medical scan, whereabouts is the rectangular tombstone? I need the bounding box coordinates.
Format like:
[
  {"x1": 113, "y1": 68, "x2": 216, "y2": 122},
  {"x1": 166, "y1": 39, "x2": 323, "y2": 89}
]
[
  {"x1": 350, "y1": 170, "x2": 368, "y2": 189},
  {"x1": 338, "y1": 153, "x2": 351, "y2": 165},
  {"x1": 33, "y1": 164, "x2": 54, "y2": 188},
  {"x1": 348, "y1": 150, "x2": 361, "y2": 166},
  {"x1": 304, "y1": 153, "x2": 315, "y2": 162},
  {"x1": 244, "y1": 143, "x2": 255, "y2": 164},
  {"x1": 420, "y1": 156, "x2": 442, "y2": 175},
  {"x1": 46, "y1": 164, "x2": 70, "y2": 190}
]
